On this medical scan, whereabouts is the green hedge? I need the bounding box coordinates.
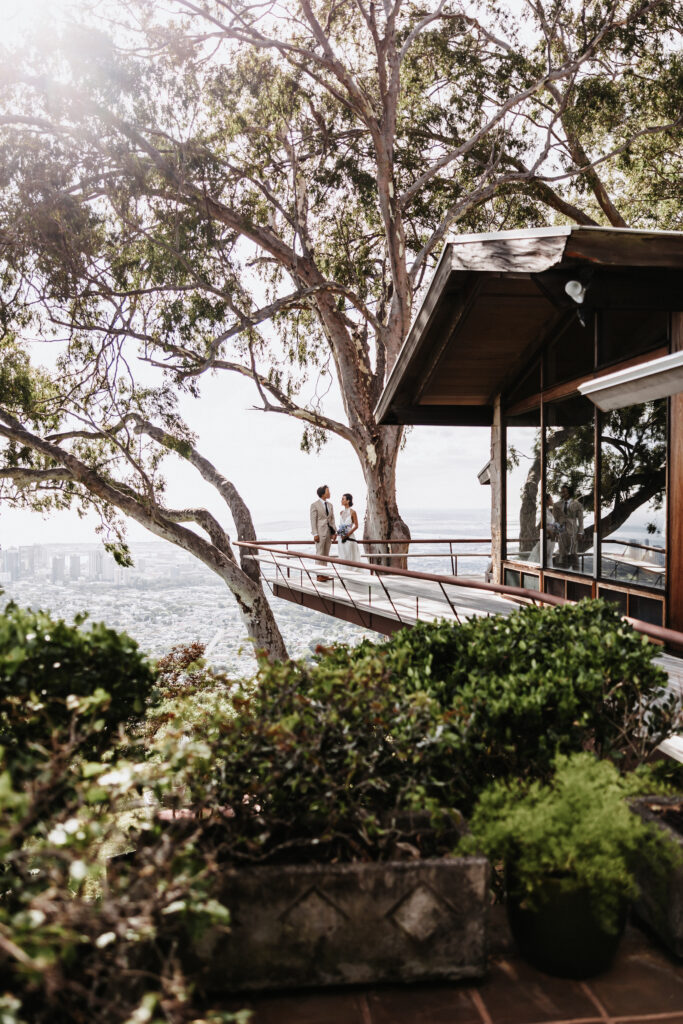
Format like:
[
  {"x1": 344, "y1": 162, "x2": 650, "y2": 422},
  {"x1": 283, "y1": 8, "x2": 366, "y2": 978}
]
[
  {"x1": 0, "y1": 601, "x2": 155, "y2": 831},
  {"x1": 159, "y1": 599, "x2": 680, "y2": 864}
]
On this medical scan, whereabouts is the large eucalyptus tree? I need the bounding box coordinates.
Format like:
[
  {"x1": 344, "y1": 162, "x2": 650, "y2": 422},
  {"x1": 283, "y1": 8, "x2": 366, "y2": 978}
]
[{"x1": 0, "y1": 0, "x2": 680, "y2": 656}]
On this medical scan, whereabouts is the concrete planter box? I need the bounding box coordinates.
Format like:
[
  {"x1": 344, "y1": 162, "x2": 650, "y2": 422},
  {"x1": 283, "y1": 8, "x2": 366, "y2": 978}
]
[
  {"x1": 632, "y1": 796, "x2": 683, "y2": 957},
  {"x1": 193, "y1": 856, "x2": 489, "y2": 991}
]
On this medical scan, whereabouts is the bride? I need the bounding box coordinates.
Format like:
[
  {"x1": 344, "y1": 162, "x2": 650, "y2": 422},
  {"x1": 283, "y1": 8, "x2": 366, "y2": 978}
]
[{"x1": 338, "y1": 493, "x2": 361, "y2": 563}]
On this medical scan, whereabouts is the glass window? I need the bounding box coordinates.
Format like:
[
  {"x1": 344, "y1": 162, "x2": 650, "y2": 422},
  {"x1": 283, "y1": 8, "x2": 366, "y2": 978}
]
[
  {"x1": 599, "y1": 309, "x2": 668, "y2": 368},
  {"x1": 544, "y1": 312, "x2": 595, "y2": 388},
  {"x1": 505, "y1": 409, "x2": 541, "y2": 565},
  {"x1": 599, "y1": 399, "x2": 666, "y2": 592},
  {"x1": 505, "y1": 358, "x2": 541, "y2": 408},
  {"x1": 545, "y1": 395, "x2": 595, "y2": 576}
]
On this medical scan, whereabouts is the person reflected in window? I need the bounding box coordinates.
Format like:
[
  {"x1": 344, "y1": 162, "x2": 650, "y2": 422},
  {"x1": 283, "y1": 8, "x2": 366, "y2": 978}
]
[
  {"x1": 528, "y1": 493, "x2": 559, "y2": 566},
  {"x1": 553, "y1": 484, "x2": 584, "y2": 570}
]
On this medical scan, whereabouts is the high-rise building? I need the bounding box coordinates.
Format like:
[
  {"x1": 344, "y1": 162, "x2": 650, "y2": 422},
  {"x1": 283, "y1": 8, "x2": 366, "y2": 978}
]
[
  {"x1": 18, "y1": 546, "x2": 35, "y2": 577},
  {"x1": 51, "y1": 555, "x2": 65, "y2": 583},
  {"x1": 70, "y1": 554, "x2": 80, "y2": 580},
  {"x1": 88, "y1": 550, "x2": 104, "y2": 580},
  {"x1": 3, "y1": 549, "x2": 20, "y2": 580},
  {"x1": 32, "y1": 545, "x2": 47, "y2": 570}
]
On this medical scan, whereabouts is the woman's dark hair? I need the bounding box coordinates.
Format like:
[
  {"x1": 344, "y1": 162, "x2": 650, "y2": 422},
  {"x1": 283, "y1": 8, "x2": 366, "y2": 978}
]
[{"x1": 343, "y1": 493, "x2": 353, "y2": 507}]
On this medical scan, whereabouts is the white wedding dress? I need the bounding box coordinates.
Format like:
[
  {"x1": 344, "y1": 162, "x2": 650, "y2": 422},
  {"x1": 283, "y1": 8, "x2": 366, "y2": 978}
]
[{"x1": 338, "y1": 508, "x2": 361, "y2": 563}]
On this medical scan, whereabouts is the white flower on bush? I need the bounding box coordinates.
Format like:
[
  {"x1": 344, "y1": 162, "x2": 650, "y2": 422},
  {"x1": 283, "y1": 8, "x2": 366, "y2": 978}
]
[
  {"x1": 69, "y1": 860, "x2": 88, "y2": 881},
  {"x1": 14, "y1": 909, "x2": 47, "y2": 929},
  {"x1": 162, "y1": 900, "x2": 187, "y2": 915},
  {"x1": 98, "y1": 766, "x2": 134, "y2": 788},
  {"x1": 95, "y1": 931, "x2": 117, "y2": 949},
  {"x1": 47, "y1": 825, "x2": 68, "y2": 846}
]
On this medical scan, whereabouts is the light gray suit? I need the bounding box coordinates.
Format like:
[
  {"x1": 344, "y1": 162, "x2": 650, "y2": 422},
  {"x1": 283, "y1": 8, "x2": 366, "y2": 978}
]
[{"x1": 310, "y1": 498, "x2": 336, "y2": 559}]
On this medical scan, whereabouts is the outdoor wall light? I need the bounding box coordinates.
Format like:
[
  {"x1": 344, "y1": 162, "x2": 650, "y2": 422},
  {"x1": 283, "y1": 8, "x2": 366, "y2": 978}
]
[{"x1": 565, "y1": 279, "x2": 587, "y2": 304}]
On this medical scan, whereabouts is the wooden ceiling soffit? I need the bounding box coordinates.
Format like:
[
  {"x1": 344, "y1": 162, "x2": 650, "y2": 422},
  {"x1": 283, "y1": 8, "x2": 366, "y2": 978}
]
[
  {"x1": 389, "y1": 405, "x2": 493, "y2": 426},
  {"x1": 376, "y1": 254, "x2": 464, "y2": 423},
  {"x1": 532, "y1": 267, "x2": 683, "y2": 311},
  {"x1": 492, "y1": 306, "x2": 574, "y2": 406},
  {"x1": 413, "y1": 276, "x2": 484, "y2": 403}
]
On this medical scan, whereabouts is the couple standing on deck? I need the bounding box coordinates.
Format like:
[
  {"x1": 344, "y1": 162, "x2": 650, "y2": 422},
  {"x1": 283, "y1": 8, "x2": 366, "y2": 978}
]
[{"x1": 309, "y1": 484, "x2": 361, "y2": 582}]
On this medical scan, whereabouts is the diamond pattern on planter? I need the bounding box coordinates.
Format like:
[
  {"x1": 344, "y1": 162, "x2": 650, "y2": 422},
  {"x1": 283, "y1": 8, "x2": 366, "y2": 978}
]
[
  {"x1": 280, "y1": 886, "x2": 348, "y2": 940},
  {"x1": 388, "y1": 883, "x2": 454, "y2": 942}
]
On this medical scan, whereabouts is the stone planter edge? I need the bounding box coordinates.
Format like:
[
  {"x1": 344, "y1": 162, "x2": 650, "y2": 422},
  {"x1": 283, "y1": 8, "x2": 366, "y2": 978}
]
[
  {"x1": 192, "y1": 854, "x2": 490, "y2": 992},
  {"x1": 631, "y1": 795, "x2": 683, "y2": 958}
]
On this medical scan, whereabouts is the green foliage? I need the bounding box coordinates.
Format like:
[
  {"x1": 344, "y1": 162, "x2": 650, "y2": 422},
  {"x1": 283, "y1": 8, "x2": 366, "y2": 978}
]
[
  {"x1": 0, "y1": 613, "x2": 242, "y2": 1024},
  {"x1": 153, "y1": 645, "x2": 466, "y2": 864},
  {"x1": 148, "y1": 600, "x2": 679, "y2": 865},
  {"x1": 460, "y1": 753, "x2": 682, "y2": 933},
  {"x1": 0, "y1": 601, "x2": 155, "y2": 803},
  {"x1": 324, "y1": 599, "x2": 679, "y2": 791}
]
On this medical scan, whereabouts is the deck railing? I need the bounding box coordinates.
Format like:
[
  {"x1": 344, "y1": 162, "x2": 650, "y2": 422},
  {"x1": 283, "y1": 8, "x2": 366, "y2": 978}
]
[
  {"x1": 237, "y1": 539, "x2": 683, "y2": 652},
  {"x1": 254, "y1": 537, "x2": 495, "y2": 576}
]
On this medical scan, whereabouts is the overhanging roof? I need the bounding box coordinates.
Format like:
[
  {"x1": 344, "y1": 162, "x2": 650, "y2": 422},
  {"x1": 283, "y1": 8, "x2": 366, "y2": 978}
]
[
  {"x1": 376, "y1": 227, "x2": 683, "y2": 426},
  {"x1": 579, "y1": 350, "x2": 683, "y2": 411}
]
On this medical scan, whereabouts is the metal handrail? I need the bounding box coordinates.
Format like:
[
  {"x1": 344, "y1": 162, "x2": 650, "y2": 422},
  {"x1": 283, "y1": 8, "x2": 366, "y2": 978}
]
[
  {"x1": 255, "y1": 537, "x2": 495, "y2": 545},
  {"x1": 237, "y1": 540, "x2": 683, "y2": 652},
  {"x1": 602, "y1": 539, "x2": 666, "y2": 555}
]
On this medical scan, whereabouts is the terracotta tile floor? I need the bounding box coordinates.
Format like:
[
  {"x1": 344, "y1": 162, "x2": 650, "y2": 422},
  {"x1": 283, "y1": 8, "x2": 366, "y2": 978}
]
[{"x1": 217, "y1": 923, "x2": 683, "y2": 1024}]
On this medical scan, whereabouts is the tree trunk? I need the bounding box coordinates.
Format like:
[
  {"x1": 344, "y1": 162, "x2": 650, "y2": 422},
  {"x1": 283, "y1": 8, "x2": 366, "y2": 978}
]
[
  {"x1": 232, "y1": 576, "x2": 288, "y2": 662},
  {"x1": 361, "y1": 427, "x2": 411, "y2": 569},
  {"x1": 519, "y1": 468, "x2": 541, "y2": 553}
]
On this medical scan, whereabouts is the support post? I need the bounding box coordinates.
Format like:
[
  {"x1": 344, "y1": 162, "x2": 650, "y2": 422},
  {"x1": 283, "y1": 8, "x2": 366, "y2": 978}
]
[
  {"x1": 490, "y1": 396, "x2": 504, "y2": 583},
  {"x1": 668, "y1": 313, "x2": 683, "y2": 633}
]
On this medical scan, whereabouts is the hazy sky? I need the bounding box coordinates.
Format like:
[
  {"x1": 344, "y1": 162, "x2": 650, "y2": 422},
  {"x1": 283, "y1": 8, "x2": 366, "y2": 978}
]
[{"x1": 0, "y1": 368, "x2": 492, "y2": 546}]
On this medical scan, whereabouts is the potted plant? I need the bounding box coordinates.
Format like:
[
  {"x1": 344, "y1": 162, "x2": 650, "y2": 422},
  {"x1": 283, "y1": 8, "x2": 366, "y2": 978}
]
[{"x1": 460, "y1": 753, "x2": 681, "y2": 978}]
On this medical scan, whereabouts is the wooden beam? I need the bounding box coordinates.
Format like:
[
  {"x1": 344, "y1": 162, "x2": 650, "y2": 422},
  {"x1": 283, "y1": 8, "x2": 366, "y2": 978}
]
[
  {"x1": 385, "y1": 405, "x2": 493, "y2": 426},
  {"x1": 272, "y1": 583, "x2": 401, "y2": 636},
  {"x1": 505, "y1": 346, "x2": 669, "y2": 416}
]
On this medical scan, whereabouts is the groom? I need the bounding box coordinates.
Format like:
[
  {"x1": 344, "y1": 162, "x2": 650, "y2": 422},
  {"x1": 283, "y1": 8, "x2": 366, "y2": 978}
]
[{"x1": 310, "y1": 484, "x2": 337, "y2": 582}]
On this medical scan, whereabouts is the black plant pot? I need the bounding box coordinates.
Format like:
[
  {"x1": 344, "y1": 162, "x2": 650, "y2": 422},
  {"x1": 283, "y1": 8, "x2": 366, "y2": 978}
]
[{"x1": 507, "y1": 875, "x2": 627, "y2": 979}]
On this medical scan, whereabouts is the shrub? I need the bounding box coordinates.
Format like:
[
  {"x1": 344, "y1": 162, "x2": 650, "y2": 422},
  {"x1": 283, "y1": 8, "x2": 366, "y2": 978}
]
[
  {"x1": 151, "y1": 648, "x2": 465, "y2": 864},
  {"x1": 1, "y1": 740, "x2": 242, "y2": 1023},
  {"x1": 0, "y1": 615, "x2": 242, "y2": 1024},
  {"x1": 460, "y1": 753, "x2": 682, "y2": 934},
  {"x1": 149, "y1": 600, "x2": 680, "y2": 864},
  {"x1": 0, "y1": 601, "x2": 154, "y2": 764},
  {"x1": 320, "y1": 599, "x2": 680, "y2": 792}
]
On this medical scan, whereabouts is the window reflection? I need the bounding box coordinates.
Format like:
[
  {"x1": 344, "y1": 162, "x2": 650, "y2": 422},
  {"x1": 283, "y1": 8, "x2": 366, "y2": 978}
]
[
  {"x1": 505, "y1": 410, "x2": 541, "y2": 565},
  {"x1": 544, "y1": 312, "x2": 594, "y2": 388},
  {"x1": 545, "y1": 395, "x2": 595, "y2": 575},
  {"x1": 599, "y1": 309, "x2": 667, "y2": 368},
  {"x1": 599, "y1": 399, "x2": 666, "y2": 591}
]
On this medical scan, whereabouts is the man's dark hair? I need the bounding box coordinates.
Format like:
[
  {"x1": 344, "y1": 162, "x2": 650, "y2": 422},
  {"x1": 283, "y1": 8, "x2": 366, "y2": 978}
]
[
  {"x1": 561, "y1": 484, "x2": 573, "y2": 496},
  {"x1": 316, "y1": 484, "x2": 328, "y2": 498}
]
